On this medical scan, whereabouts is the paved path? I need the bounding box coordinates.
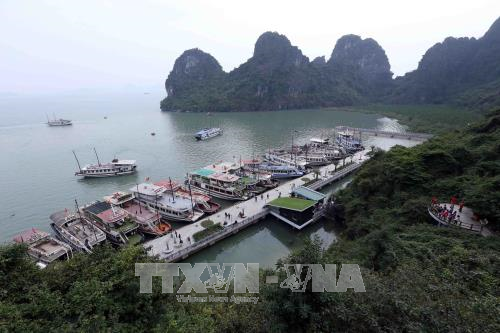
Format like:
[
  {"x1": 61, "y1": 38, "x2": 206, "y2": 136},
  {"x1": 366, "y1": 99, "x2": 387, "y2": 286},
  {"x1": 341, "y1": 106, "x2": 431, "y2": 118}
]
[{"x1": 144, "y1": 149, "x2": 371, "y2": 258}]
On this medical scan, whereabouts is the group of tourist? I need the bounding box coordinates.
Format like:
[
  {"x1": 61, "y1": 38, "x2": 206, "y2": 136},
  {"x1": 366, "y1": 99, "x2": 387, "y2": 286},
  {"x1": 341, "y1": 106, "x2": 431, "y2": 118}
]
[{"x1": 430, "y1": 196, "x2": 464, "y2": 225}]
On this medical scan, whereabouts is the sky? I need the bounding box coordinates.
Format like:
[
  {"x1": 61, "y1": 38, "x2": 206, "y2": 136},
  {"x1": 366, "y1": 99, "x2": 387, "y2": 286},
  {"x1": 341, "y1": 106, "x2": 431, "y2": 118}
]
[{"x1": 1, "y1": 0, "x2": 499, "y2": 95}]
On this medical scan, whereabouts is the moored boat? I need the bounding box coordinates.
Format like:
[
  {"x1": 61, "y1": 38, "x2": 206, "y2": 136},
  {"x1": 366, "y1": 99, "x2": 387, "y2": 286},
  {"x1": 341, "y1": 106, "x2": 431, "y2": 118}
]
[
  {"x1": 82, "y1": 201, "x2": 139, "y2": 245},
  {"x1": 336, "y1": 130, "x2": 364, "y2": 152},
  {"x1": 13, "y1": 228, "x2": 72, "y2": 266},
  {"x1": 187, "y1": 167, "x2": 251, "y2": 201},
  {"x1": 154, "y1": 179, "x2": 221, "y2": 214},
  {"x1": 131, "y1": 183, "x2": 204, "y2": 222},
  {"x1": 243, "y1": 159, "x2": 304, "y2": 179},
  {"x1": 50, "y1": 207, "x2": 106, "y2": 253},
  {"x1": 103, "y1": 191, "x2": 172, "y2": 237}
]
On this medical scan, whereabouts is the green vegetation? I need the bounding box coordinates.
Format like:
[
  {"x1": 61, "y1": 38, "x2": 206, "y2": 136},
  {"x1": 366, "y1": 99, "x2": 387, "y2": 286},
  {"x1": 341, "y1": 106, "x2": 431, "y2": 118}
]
[
  {"x1": 343, "y1": 104, "x2": 482, "y2": 133},
  {"x1": 192, "y1": 223, "x2": 223, "y2": 242},
  {"x1": 200, "y1": 219, "x2": 214, "y2": 228},
  {"x1": 1, "y1": 111, "x2": 499, "y2": 332},
  {"x1": 268, "y1": 197, "x2": 316, "y2": 211}
]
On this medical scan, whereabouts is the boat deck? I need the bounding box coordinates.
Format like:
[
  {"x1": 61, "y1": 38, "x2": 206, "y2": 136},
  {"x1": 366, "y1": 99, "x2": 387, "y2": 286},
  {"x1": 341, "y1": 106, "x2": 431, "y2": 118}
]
[{"x1": 122, "y1": 202, "x2": 158, "y2": 223}]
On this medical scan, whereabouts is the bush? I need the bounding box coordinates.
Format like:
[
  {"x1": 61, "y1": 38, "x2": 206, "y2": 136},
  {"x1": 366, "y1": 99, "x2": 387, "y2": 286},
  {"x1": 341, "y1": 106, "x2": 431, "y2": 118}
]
[
  {"x1": 200, "y1": 219, "x2": 214, "y2": 228},
  {"x1": 193, "y1": 223, "x2": 223, "y2": 242}
]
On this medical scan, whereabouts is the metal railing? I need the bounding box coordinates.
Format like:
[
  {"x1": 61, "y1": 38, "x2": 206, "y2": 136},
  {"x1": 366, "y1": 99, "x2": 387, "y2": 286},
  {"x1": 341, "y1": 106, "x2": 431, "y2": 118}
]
[{"x1": 428, "y1": 207, "x2": 483, "y2": 233}]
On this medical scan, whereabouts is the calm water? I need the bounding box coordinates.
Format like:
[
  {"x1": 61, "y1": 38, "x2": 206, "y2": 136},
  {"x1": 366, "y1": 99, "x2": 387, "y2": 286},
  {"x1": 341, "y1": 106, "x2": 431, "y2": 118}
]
[{"x1": 0, "y1": 92, "x2": 417, "y2": 264}]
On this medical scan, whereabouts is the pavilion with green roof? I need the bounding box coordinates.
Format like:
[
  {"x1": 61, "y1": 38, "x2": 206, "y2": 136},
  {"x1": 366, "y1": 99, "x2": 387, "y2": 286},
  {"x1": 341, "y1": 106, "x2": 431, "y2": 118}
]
[{"x1": 266, "y1": 187, "x2": 328, "y2": 230}]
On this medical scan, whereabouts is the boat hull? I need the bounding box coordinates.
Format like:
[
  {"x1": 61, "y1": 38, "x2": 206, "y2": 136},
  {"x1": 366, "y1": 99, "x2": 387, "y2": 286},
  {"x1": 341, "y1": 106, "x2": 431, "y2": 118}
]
[
  {"x1": 76, "y1": 170, "x2": 136, "y2": 178},
  {"x1": 50, "y1": 223, "x2": 90, "y2": 253},
  {"x1": 190, "y1": 184, "x2": 249, "y2": 201}
]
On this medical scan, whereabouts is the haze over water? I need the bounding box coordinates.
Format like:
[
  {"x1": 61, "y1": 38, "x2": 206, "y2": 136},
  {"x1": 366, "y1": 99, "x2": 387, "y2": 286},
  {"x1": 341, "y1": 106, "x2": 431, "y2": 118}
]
[{"x1": 0, "y1": 92, "x2": 417, "y2": 264}]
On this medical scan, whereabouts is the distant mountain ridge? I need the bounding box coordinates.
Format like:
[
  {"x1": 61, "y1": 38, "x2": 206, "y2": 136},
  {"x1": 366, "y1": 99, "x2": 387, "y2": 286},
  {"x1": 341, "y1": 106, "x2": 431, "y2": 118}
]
[{"x1": 160, "y1": 16, "x2": 500, "y2": 112}]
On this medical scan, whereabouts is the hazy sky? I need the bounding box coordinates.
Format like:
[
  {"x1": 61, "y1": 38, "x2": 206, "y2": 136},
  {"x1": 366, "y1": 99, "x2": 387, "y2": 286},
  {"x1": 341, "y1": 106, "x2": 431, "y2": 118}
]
[{"x1": 1, "y1": 0, "x2": 499, "y2": 94}]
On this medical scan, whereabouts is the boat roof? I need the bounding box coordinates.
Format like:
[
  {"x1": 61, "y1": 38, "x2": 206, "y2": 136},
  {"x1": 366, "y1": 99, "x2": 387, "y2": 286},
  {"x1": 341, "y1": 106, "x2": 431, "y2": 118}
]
[
  {"x1": 156, "y1": 194, "x2": 193, "y2": 211},
  {"x1": 84, "y1": 201, "x2": 112, "y2": 215},
  {"x1": 268, "y1": 197, "x2": 316, "y2": 212},
  {"x1": 154, "y1": 179, "x2": 181, "y2": 190},
  {"x1": 13, "y1": 228, "x2": 49, "y2": 244},
  {"x1": 96, "y1": 207, "x2": 128, "y2": 224},
  {"x1": 310, "y1": 138, "x2": 329, "y2": 144},
  {"x1": 195, "y1": 127, "x2": 220, "y2": 135},
  {"x1": 261, "y1": 164, "x2": 299, "y2": 171},
  {"x1": 191, "y1": 168, "x2": 216, "y2": 177},
  {"x1": 204, "y1": 161, "x2": 240, "y2": 173},
  {"x1": 103, "y1": 191, "x2": 134, "y2": 205},
  {"x1": 50, "y1": 210, "x2": 77, "y2": 225},
  {"x1": 242, "y1": 159, "x2": 262, "y2": 164},
  {"x1": 130, "y1": 183, "x2": 167, "y2": 196},
  {"x1": 112, "y1": 159, "x2": 136, "y2": 165},
  {"x1": 337, "y1": 131, "x2": 354, "y2": 136},
  {"x1": 293, "y1": 186, "x2": 326, "y2": 202},
  {"x1": 209, "y1": 173, "x2": 240, "y2": 182}
]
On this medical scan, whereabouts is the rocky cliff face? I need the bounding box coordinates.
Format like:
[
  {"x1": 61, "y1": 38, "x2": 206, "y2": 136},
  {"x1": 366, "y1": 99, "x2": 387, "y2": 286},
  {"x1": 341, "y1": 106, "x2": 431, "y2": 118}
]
[
  {"x1": 160, "y1": 16, "x2": 500, "y2": 112},
  {"x1": 327, "y1": 34, "x2": 393, "y2": 98},
  {"x1": 160, "y1": 48, "x2": 228, "y2": 112},
  {"x1": 392, "y1": 17, "x2": 500, "y2": 106}
]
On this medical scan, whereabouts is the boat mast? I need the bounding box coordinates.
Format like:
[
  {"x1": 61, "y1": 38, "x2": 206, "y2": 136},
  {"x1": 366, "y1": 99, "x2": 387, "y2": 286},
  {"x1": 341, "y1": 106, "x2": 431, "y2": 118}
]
[
  {"x1": 72, "y1": 150, "x2": 82, "y2": 172},
  {"x1": 136, "y1": 184, "x2": 142, "y2": 214},
  {"x1": 169, "y1": 177, "x2": 175, "y2": 203},
  {"x1": 93, "y1": 147, "x2": 101, "y2": 166},
  {"x1": 186, "y1": 173, "x2": 194, "y2": 211}
]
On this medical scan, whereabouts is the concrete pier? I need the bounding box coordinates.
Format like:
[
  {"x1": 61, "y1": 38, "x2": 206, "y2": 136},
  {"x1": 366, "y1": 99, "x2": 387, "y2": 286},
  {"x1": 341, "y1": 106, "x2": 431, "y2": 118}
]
[{"x1": 144, "y1": 149, "x2": 370, "y2": 261}]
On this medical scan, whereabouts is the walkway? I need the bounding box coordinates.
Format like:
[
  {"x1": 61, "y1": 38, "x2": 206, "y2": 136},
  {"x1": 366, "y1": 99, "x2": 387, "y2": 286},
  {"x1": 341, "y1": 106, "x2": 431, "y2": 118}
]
[
  {"x1": 144, "y1": 149, "x2": 371, "y2": 260},
  {"x1": 335, "y1": 126, "x2": 433, "y2": 140},
  {"x1": 428, "y1": 203, "x2": 492, "y2": 237}
]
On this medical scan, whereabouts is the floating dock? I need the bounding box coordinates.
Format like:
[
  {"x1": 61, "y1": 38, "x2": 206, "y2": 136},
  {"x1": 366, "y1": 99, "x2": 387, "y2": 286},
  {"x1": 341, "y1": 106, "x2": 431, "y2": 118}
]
[{"x1": 144, "y1": 150, "x2": 371, "y2": 262}]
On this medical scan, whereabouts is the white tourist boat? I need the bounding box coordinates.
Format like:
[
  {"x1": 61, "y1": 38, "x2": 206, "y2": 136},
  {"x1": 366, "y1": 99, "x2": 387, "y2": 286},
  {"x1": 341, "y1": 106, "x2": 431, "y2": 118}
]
[
  {"x1": 242, "y1": 159, "x2": 304, "y2": 179},
  {"x1": 46, "y1": 114, "x2": 72, "y2": 126},
  {"x1": 264, "y1": 151, "x2": 307, "y2": 169},
  {"x1": 187, "y1": 166, "x2": 251, "y2": 201},
  {"x1": 336, "y1": 130, "x2": 364, "y2": 152},
  {"x1": 73, "y1": 149, "x2": 137, "y2": 178},
  {"x1": 195, "y1": 127, "x2": 223, "y2": 140},
  {"x1": 131, "y1": 183, "x2": 204, "y2": 222}
]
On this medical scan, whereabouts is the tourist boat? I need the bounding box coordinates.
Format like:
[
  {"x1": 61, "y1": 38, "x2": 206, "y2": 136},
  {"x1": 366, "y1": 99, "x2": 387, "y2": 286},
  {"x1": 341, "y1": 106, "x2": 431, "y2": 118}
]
[
  {"x1": 46, "y1": 114, "x2": 72, "y2": 126},
  {"x1": 81, "y1": 201, "x2": 139, "y2": 245},
  {"x1": 302, "y1": 153, "x2": 330, "y2": 166},
  {"x1": 131, "y1": 183, "x2": 204, "y2": 222},
  {"x1": 264, "y1": 151, "x2": 307, "y2": 169},
  {"x1": 309, "y1": 137, "x2": 330, "y2": 146},
  {"x1": 154, "y1": 179, "x2": 220, "y2": 214},
  {"x1": 243, "y1": 159, "x2": 304, "y2": 179},
  {"x1": 187, "y1": 167, "x2": 251, "y2": 201},
  {"x1": 13, "y1": 228, "x2": 72, "y2": 266},
  {"x1": 73, "y1": 149, "x2": 137, "y2": 178},
  {"x1": 336, "y1": 131, "x2": 364, "y2": 152},
  {"x1": 194, "y1": 127, "x2": 223, "y2": 141},
  {"x1": 103, "y1": 191, "x2": 171, "y2": 237},
  {"x1": 49, "y1": 208, "x2": 106, "y2": 253}
]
